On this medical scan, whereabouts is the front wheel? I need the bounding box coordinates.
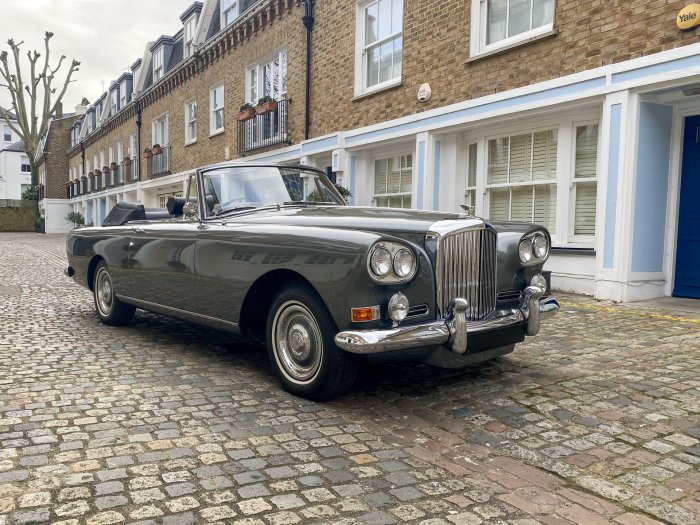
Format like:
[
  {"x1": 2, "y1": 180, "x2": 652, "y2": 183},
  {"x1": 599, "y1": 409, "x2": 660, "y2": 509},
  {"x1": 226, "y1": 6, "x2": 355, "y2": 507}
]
[
  {"x1": 93, "y1": 261, "x2": 135, "y2": 326},
  {"x1": 266, "y1": 285, "x2": 359, "y2": 400}
]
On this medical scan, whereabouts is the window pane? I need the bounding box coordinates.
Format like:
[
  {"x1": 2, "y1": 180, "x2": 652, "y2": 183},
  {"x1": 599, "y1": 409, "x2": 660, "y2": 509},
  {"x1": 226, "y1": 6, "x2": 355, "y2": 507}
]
[
  {"x1": 281, "y1": 51, "x2": 288, "y2": 95},
  {"x1": 365, "y1": 2, "x2": 378, "y2": 45},
  {"x1": 391, "y1": 0, "x2": 403, "y2": 34},
  {"x1": 575, "y1": 124, "x2": 598, "y2": 179},
  {"x1": 487, "y1": 138, "x2": 509, "y2": 184},
  {"x1": 399, "y1": 162, "x2": 412, "y2": 193},
  {"x1": 387, "y1": 157, "x2": 401, "y2": 193},
  {"x1": 508, "y1": 0, "x2": 532, "y2": 38},
  {"x1": 489, "y1": 188, "x2": 509, "y2": 220},
  {"x1": 574, "y1": 182, "x2": 597, "y2": 236},
  {"x1": 374, "y1": 158, "x2": 388, "y2": 194},
  {"x1": 376, "y1": 196, "x2": 389, "y2": 207},
  {"x1": 377, "y1": 0, "x2": 391, "y2": 40},
  {"x1": 392, "y1": 36, "x2": 403, "y2": 80},
  {"x1": 487, "y1": 0, "x2": 507, "y2": 44},
  {"x1": 467, "y1": 143, "x2": 477, "y2": 188},
  {"x1": 366, "y1": 45, "x2": 380, "y2": 87},
  {"x1": 249, "y1": 69, "x2": 257, "y2": 102},
  {"x1": 379, "y1": 40, "x2": 393, "y2": 83},
  {"x1": 532, "y1": 0, "x2": 554, "y2": 28},
  {"x1": 534, "y1": 184, "x2": 557, "y2": 233},
  {"x1": 402, "y1": 195, "x2": 411, "y2": 208},
  {"x1": 510, "y1": 186, "x2": 533, "y2": 222},
  {"x1": 509, "y1": 134, "x2": 531, "y2": 183},
  {"x1": 532, "y1": 130, "x2": 557, "y2": 180}
]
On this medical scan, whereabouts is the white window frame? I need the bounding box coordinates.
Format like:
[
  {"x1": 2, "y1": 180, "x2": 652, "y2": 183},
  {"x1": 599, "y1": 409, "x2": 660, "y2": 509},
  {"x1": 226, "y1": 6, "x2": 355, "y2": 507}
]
[
  {"x1": 20, "y1": 154, "x2": 31, "y2": 173},
  {"x1": 3, "y1": 124, "x2": 11, "y2": 142},
  {"x1": 129, "y1": 134, "x2": 137, "y2": 159},
  {"x1": 111, "y1": 89, "x2": 119, "y2": 115},
  {"x1": 120, "y1": 80, "x2": 128, "y2": 108},
  {"x1": 209, "y1": 82, "x2": 225, "y2": 136},
  {"x1": 152, "y1": 46, "x2": 164, "y2": 82},
  {"x1": 184, "y1": 98, "x2": 197, "y2": 145},
  {"x1": 462, "y1": 111, "x2": 600, "y2": 248},
  {"x1": 184, "y1": 15, "x2": 197, "y2": 58},
  {"x1": 568, "y1": 120, "x2": 600, "y2": 244},
  {"x1": 371, "y1": 147, "x2": 415, "y2": 209},
  {"x1": 246, "y1": 48, "x2": 288, "y2": 104},
  {"x1": 151, "y1": 112, "x2": 170, "y2": 147},
  {"x1": 469, "y1": 0, "x2": 556, "y2": 58},
  {"x1": 220, "y1": 0, "x2": 238, "y2": 28},
  {"x1": 354, "y1": 0, "x2": 404, "y2": 98}
]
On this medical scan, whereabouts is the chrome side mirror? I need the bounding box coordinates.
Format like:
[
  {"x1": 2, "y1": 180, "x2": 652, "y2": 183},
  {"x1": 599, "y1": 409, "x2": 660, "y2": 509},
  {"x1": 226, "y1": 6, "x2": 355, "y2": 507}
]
[{"x1": 183, "y1": 201, "x2": 198, "y2": 219}]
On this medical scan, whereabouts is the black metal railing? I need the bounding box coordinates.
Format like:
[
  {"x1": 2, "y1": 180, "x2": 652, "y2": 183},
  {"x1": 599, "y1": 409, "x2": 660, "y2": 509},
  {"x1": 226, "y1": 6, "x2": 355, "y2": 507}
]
[
  {"x1": 237, "y1": 98, "x2": 290, "y2": 156},
  {"x1": 148, "y1": 146, "x2": 171, "y2": 178}
]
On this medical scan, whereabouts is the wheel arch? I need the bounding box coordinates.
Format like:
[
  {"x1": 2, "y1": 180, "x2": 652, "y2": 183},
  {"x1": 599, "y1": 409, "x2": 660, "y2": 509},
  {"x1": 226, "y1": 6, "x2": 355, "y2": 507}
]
[
  {"x1": 86, "y1": 255, "x2": 105, "y2": 292},
  {"x1": 239, "y1": 269, "x2": 332, "y2": 340}
]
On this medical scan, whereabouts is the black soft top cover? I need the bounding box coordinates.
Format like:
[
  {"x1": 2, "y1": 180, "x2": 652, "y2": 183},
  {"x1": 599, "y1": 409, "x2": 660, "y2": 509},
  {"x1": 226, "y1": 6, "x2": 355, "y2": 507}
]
[{"x1": 102, "y1": 201, "x2": 171, "y2": 226}]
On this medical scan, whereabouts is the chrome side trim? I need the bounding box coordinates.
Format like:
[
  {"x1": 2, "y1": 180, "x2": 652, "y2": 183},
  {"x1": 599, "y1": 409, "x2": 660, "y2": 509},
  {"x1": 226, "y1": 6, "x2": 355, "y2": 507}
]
[
  {"x1": 117, "y1": 295, "x2": 240, "y2": 332},
  {"x1": 335, "y1": 296, "x2": 559, "y2": 355}
]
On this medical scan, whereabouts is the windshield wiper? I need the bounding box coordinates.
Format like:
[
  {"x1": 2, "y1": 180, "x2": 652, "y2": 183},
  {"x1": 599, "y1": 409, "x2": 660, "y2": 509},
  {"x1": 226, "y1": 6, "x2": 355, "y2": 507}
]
[
  {"x1": 214, "y1": 205, "x2": 257, "y2": 217},
  {"x1": 282, "y1": 201, "x2": 337, "y2": 206}
]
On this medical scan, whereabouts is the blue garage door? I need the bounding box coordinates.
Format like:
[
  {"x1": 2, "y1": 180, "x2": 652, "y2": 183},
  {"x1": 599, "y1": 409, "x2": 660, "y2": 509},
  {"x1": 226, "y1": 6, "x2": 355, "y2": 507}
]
[{"x1": 674, "y1": 115, "x2": 700, "y2": 299}]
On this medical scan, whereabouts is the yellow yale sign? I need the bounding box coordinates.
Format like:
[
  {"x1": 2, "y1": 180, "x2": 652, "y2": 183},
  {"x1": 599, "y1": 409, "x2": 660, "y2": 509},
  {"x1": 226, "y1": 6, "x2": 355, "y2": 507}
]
[{"x1": 677, "y1": 4, "x2": 700, "y2": 31}]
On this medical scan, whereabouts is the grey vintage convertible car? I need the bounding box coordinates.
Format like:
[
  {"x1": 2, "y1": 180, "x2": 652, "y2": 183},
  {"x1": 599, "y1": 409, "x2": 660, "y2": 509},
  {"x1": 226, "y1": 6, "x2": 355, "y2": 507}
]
[{"x1": 65, "y1": 163, "x2": 559, "y2": 399}]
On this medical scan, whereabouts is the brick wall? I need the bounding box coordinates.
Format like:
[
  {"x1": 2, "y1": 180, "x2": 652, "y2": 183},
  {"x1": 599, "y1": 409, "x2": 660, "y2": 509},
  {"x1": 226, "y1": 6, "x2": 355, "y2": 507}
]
[
  {"x1": 39, "y1": 115, "x2": 81, "y2": 199},
  {"x1": 0, "y1": 199, "x2": 35, "y2": 232}
]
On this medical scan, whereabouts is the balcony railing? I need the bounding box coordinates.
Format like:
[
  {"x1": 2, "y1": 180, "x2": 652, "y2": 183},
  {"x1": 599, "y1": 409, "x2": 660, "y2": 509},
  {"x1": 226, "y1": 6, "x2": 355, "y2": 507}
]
[
  {"x1": 237, "y1": 98, "x2": 290, "y2": 156},
  {"x1": 148, "y1": 146, "x2": 171, "y2": 178}
]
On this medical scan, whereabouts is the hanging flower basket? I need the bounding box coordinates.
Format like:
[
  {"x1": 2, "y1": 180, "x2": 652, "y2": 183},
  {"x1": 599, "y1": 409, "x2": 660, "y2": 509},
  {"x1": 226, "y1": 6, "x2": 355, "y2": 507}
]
[
  {"x1": 255, "y1": 97, "x2": 277, "y2": 115},
  {"x1": 144, "y1": 148, "x2": 153, "y2": 158},
  {"x1": 102, "y1": 166, "x2": 109, "y2": 173},
  {"x1": 122, "y1": 157, "x2": 132, "y2": 166},
  {"x1": 239, "y1": 108, "x2": 256, "y2": 121},
  {"x1": 151, "y1": 144, "x2": 163, "y2": 155},
  {"x1": 110, "y1": 162, "x2": 118, "y2": 170}
]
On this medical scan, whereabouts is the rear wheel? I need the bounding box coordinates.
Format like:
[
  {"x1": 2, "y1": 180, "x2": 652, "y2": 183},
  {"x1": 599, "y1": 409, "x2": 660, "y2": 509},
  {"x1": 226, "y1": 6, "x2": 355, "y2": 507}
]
[
  {"x1": 266, "y1": 285, "x2": 359, "y2": 400},
  {"x1": 93, "y1": 261, "x2": 135, "y2": 326}
]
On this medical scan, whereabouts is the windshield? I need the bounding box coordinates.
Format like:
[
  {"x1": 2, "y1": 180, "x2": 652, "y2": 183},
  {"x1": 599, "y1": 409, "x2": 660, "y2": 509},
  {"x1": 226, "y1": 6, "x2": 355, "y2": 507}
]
[{"x1": 200, "y1": 166, "x2": 346, "y2": 216}]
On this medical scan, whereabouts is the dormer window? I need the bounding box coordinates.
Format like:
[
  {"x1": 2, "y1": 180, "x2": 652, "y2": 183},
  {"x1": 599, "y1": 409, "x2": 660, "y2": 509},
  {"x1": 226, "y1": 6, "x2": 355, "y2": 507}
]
[
  {"x1": 120, "y1": 80, "x2": 128, "y2": 107},
  {"x1": 184, "y1": 15, "x2": 197, "y2": 58},
  {"x1": 111, "y1": 89, "x2": 119, "y2": 115},
  {"x1": 153, "y1": 47, "x2": 164, "y2": 82},
  {"x1": 221, "y1": 0, "x2": 238, "y2": 27}
]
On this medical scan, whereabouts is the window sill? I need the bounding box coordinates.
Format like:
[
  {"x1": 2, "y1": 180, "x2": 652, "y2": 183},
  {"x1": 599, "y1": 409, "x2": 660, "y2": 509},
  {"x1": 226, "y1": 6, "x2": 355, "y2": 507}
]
[
  {"x1": 352, "y1": 79, "x2": 403, "y2": 101},
  {"x1": 185, "y1": 139, "x2": 197, "y2": 147},
  {"x1": 209, "y1": 129, "x2": 225, "y2": 138},
  {"x1": 466, "y1": 28, "x2": 559, "y2": 64}
]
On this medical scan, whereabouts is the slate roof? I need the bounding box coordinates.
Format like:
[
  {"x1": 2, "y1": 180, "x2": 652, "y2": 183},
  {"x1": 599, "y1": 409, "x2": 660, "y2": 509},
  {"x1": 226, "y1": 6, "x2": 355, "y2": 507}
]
[{"x1": 0, "y1": 140, "x2": 25, "y2": 154}]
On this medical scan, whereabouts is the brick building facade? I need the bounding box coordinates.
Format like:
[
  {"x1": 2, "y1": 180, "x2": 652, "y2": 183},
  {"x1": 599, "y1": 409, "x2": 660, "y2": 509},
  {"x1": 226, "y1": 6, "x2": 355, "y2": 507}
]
[{"x1": 42, "y1": 0, "x2": 700, "y2": 301}]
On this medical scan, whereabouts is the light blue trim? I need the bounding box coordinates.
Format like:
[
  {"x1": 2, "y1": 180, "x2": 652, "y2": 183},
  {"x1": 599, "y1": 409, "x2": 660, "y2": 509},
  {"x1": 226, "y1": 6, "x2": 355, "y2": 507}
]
[
  {"x1": 613, "y1": 54, "x2": 700, "y2": 85},
  {"x1": 631, "y1": 102, "x2": 673, "y2": 273},
  {"x1": 417, "y1": 141, "x2": 426, "y2": 209},
  {"x1": 603, "y1": 104, "x2": 621, "y2": 270},
  {"x1": 345, "y1": 76, "x2": 606, "y2": 146},
  {"x1": 251, "y1": 146, "x2": 302, "y2": 162},
  {"x1": 349, "y1": 155, "x2": 357, "y2": 206},
  {"x1": 301, "y1": 135, "x2": 339, "y2": 154},
  {"x1": 433, "y1": 141, "x2": 441, "y2": 211}
]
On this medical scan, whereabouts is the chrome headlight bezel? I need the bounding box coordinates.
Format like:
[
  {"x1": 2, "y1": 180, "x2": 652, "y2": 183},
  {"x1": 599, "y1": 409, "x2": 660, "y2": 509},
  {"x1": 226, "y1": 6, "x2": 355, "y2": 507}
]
[
  {"x1": 367, "y1": 242, "x2": 418, "y2": 283},
  {"x1": 518, "y1": 231, "x2": 551, "y2": 265}
]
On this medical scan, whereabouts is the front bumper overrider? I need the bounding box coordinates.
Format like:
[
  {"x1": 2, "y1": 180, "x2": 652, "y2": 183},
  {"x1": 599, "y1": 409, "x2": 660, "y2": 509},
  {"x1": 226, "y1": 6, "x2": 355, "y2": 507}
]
[{"x1": 334, "y1": 286, "x2": 559, "y2": 355}]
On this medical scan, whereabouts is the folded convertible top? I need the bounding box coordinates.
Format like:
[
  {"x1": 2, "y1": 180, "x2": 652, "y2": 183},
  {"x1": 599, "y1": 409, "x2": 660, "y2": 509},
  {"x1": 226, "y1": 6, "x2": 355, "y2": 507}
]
[{"x1": 102, "y1": 201, "x2": 171, "y2": 226}]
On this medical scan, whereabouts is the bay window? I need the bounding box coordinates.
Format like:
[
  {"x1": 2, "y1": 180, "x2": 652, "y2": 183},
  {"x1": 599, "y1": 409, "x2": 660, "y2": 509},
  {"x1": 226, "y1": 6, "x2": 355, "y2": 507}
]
[{"x1": 355, "y1": 0, "x2": 403, "y2": 96}]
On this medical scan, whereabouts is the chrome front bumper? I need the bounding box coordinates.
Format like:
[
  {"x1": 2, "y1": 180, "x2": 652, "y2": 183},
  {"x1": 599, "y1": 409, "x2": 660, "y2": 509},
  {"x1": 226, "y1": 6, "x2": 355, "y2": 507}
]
[{"x1": 335, "y1": 286, "x2": 559, "y2": 355}]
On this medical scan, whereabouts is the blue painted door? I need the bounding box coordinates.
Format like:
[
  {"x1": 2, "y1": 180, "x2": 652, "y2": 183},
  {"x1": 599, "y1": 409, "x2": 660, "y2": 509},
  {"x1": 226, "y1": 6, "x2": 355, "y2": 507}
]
[{"x1": 674, "y1": 115, "x2": 700, "y2": 298}]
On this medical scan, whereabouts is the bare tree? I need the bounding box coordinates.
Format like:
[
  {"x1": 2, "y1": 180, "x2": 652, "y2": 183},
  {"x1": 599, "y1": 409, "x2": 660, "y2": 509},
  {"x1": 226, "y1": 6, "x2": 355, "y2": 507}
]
[{"x1": 0, "y1": 32, "x2": 80, "y2": 186}]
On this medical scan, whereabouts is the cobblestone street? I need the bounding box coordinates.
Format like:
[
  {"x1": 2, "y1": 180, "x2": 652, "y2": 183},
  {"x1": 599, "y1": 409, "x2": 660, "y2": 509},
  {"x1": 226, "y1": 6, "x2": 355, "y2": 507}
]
[{"x1": 0, "y1": 232, "x2": 698, "y2": 525}]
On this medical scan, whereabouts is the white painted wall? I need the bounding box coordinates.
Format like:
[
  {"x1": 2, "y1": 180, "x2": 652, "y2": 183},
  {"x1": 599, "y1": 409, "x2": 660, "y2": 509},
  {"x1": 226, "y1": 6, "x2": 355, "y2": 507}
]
[
  {"x1": 0, "y1": 150, "x2": 31, "y2": 199},
  {"x1": 41, "y1": 199, "x2": 73, "y2": 233}
]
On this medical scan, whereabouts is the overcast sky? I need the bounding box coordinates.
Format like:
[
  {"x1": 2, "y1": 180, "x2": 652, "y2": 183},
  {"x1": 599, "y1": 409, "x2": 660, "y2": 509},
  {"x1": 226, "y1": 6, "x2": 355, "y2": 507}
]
[{"x1": 0, "y1": 0, "x2": 193, "y2": 114}]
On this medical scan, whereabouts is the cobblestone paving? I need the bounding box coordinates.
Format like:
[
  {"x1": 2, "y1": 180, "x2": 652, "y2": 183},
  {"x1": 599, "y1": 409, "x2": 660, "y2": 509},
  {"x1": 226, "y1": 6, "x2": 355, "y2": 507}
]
[{"x1": 0, "y1": 232, "x2": 698, "y2": 525}]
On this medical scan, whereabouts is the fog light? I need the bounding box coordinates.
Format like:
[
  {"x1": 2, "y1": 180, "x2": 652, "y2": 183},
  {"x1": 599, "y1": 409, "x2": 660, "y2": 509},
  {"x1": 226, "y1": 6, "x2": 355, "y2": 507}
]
[
  {"x1": 388, "y1": 292, "x2": 409, "y2": 324},
  {"x1": 531, "y1": 273, "x2": 547, "y2": 292}
]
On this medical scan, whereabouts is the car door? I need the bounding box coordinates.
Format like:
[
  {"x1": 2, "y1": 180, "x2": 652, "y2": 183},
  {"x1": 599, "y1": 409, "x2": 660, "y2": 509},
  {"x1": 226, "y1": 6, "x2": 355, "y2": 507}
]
[{"x1": 124, "y1": 220, "x2": 197, "y2": 312}]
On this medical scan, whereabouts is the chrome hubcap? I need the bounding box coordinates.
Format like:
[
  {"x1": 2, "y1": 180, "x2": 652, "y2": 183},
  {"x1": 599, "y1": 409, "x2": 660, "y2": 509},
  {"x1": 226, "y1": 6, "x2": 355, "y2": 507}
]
[
  {"x1": 95, "y1": 268, "x2": 113, "y2": 316},
  {"x1": 273, "y1": 301, "x2": 322, "y2": 384}
]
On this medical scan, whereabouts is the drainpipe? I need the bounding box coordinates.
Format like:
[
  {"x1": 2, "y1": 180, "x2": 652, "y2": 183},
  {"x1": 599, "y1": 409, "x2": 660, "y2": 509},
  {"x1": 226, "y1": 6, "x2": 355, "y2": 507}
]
[
  {"x1": 136, "y1": 100, "x2": 142, "y2": 182},
  {"x1": 80, "y1": 141, "x2": 85, "y2": 195},
  {"x1": 302, "y1": 0, "x2": 315, "y2": 141}
]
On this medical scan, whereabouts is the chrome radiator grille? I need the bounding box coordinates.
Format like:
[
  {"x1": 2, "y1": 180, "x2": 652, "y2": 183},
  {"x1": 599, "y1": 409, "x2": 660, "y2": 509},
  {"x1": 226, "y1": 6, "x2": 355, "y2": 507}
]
[{"x1": 435, "y1": 227, "x2": 497, "y2": 320}]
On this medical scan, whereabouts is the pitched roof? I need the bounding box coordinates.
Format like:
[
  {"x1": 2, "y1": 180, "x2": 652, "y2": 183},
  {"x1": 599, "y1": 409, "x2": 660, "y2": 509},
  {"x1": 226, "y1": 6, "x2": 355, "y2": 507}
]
[
  {"x1": 0, "y1": 107, "x2": 18, "y2": 121},
  {"x1": 0, "y1": 140, "x2": 25, "y2": 153}
]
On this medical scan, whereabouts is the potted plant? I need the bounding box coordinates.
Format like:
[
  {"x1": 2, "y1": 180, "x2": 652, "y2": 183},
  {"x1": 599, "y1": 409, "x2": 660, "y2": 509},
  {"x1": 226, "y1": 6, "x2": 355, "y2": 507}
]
[
  {"x1": 151, "y1": 144, "x2": 163, "y2": 155},
  {"x1": 239, "y1": 103, "x2": 256, "y2": 121},
  {"x1": 93, "y1": 169, "x2": 101, "y2": 177},
  {"x1": 144, "y1": 147, "x2": 152, "y2": 158},
  {"x1": 102, "y1": 166, "x2": 109, "y2": 173},
  {"x1": 256, "y1": 96, "x2": 277, "y2": 115},
  {"x1": 122, "y1": 156, "x2": 132, "y2": 166},
  {"x1": 110, "y1": 161, "x2": 118, "y2": 170}
]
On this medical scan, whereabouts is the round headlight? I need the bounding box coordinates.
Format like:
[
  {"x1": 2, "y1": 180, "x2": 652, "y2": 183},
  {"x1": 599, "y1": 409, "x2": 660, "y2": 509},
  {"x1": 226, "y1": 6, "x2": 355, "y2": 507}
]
[
  {"x1": 370, "y1": 247, "x2": 392, "y2": 277},
  {"x1": 388, "y1": 292, "x2": 410, "y2": 323},
  {"x1": 532, "y1": 234, "x2": 549, "y2": 259},
  {"x1": 518, "y1": 238, "x2": 533, "y2": 264},
  {"x1": 393, "y1": 248, "x2": 415, "y2": 279}
]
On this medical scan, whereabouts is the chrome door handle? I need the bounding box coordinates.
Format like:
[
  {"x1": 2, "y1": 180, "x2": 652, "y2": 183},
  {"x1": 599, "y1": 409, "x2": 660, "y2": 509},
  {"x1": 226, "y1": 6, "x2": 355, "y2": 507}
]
[{"x1": 132, "y1": 227, "x2": 145, "y2": 234}]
